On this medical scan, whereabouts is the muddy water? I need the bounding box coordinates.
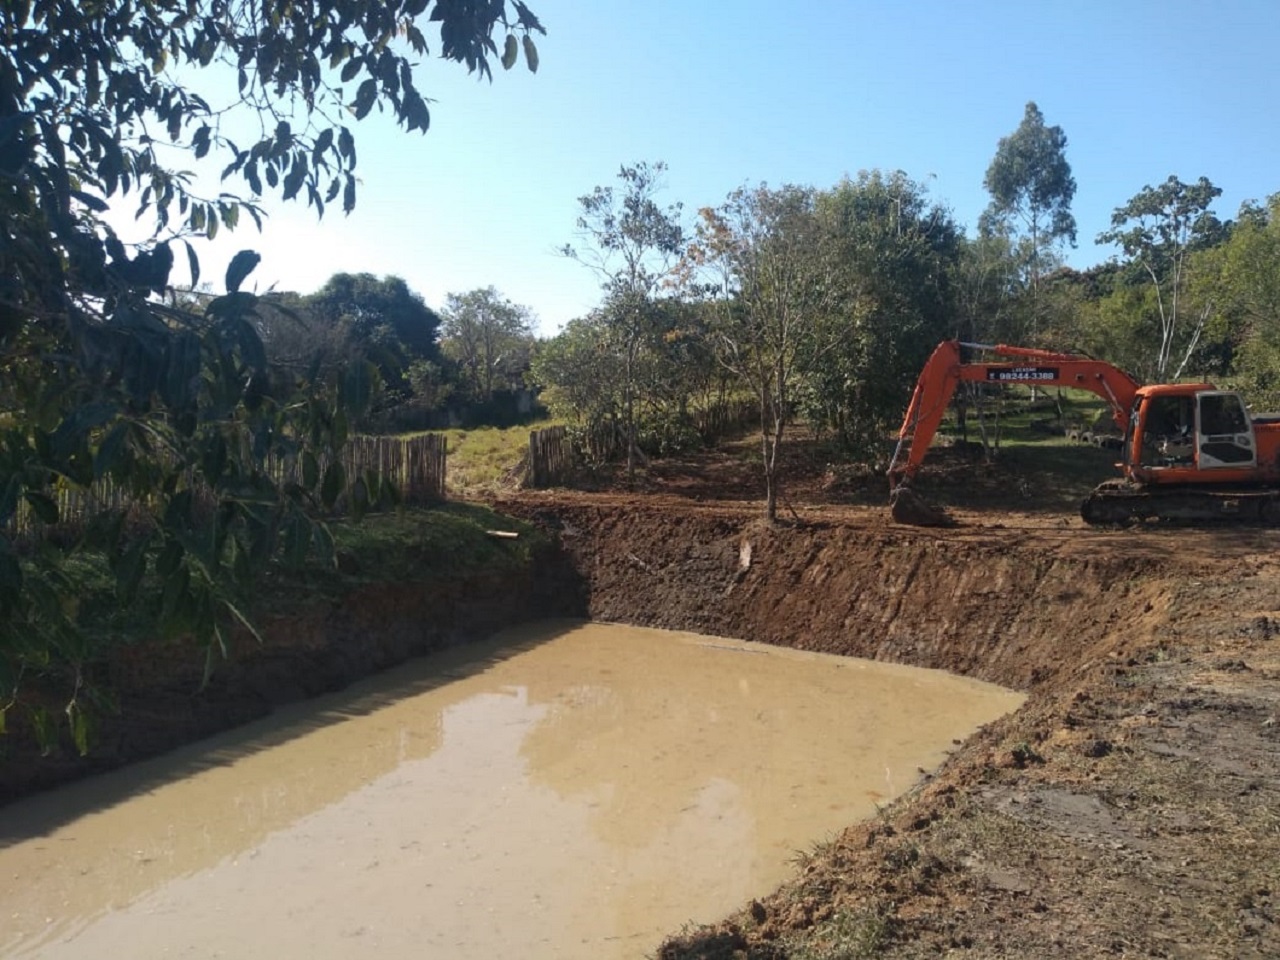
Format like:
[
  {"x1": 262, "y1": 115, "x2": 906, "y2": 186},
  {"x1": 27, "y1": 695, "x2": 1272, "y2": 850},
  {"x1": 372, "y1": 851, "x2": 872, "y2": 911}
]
[{"x1": 0, "y1": 621, "x2": 1023, "y2": 959}]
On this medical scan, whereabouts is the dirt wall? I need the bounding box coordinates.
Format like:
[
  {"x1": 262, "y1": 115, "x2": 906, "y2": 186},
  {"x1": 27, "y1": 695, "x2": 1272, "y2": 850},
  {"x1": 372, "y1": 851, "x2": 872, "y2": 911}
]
[{"x1": 527, "y1": 503, "x2": 1169, "y2": 691}]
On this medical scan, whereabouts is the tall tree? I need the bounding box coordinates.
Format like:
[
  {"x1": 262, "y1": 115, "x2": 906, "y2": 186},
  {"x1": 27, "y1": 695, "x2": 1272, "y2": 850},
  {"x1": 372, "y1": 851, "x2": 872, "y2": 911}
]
[
  {"x1": 1198, "y1": 195, "x2": 1280, "y2": 404},
  {"x1": 1097, "y1": 176, "x2": 1224, "y2": 380},
  {"x1": 0, "y1": 0, "x2": 543, "y2": 751},
  {"x1": 809, "y1": 171, "x2": 960, "y2": 454},
  {"x1": 693, "y1": 184, "x2": 839, "y2": 522},
  {"x1": 981, "y1": 102, "x2": 1078, "y2": 338},
  {"x1": 562, "y1": 162, "x2": 685, "y2": 481},
  {"x1": 306, "y1": 273, "x2": 443, "y2": 398},
  {"x1": 440, "y1": 287, "x2": 537, "y2": 403}
]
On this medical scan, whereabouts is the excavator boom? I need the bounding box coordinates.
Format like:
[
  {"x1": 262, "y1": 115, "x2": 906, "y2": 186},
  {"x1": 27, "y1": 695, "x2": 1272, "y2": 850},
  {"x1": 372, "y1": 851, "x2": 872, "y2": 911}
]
[{"x1": 888, "y1": 340, "x2": 1141, "y2": 488}]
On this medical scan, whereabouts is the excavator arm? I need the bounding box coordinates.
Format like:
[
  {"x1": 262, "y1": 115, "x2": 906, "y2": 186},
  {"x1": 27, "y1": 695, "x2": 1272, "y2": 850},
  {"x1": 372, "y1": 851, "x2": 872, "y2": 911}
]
[{"x1": 887, "y1": 340, "x2": 1142, "y2": 489}]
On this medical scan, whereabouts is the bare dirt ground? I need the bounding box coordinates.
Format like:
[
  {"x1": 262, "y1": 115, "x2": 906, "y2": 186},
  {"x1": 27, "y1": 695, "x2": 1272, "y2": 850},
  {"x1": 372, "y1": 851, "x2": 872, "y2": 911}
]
[{"x1": 495, "y1": 433, "x2": 1280, "y2": 959}]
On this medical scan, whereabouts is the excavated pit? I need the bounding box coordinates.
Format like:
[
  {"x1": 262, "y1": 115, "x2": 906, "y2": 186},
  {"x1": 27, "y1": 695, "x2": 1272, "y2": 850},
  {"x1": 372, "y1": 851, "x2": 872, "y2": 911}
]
[
  {"x1": 504, "y1": 500, "x2": 1280, "y2": 959},
  {"x1": 4, "y1": 494, "x2": 1280, "y2": 958}
]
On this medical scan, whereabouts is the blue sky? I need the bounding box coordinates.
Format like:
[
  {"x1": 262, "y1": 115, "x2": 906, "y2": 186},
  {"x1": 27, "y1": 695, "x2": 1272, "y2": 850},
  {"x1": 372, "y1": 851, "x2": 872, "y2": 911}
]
[{"x1": 156, "y1": 0, "x2": 1280, "y2": 336}]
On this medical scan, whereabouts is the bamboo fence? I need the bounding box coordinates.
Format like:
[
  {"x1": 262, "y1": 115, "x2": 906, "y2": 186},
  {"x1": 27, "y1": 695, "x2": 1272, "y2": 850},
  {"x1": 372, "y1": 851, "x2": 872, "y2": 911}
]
[
  {"x1": 6, "y1": 433, "x2": 448, "y2": 541},
  {"x1": 527, "y1": 425, "x2": 572, "y2": 488}
]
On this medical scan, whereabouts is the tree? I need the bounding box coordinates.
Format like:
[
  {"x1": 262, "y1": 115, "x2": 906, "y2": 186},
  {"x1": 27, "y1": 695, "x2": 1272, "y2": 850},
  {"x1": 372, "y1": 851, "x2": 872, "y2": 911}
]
[
  {"x1": 981, "y1": 102, "x2": 1077, "y2": 338},
  {"x1": 562, "y1": 161, "x2": 685, "y2": 481},
  {"x1": 306, "y1": 273, "x2": 443, "y2": 398},
  {"x1": 808, "y1": 171, "x2": 960, "y2": 455},
  {"x1": 1198, "y1": 195, "x2": 1280, "y2": 404},
  {"x1": 0, "y1": 1, "x2": 544, "y2": 751},
  {"x1": 530, "y1": 312, "x2": 627, "y2": 458},
  {"x1": 439, "y1": 287, "x2": 536, "y2": 404},
  {"x1": 693, "y1": 183, "x2": 839, "y2": 522},
  {"x1": 1097, "y1": 176, "x2": 1224, "y2": 380}
]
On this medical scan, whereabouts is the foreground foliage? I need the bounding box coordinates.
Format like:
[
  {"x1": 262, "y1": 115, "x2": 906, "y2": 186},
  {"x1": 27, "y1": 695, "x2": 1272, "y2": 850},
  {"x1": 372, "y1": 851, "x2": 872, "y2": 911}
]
[{"x1": 0, "y1": 0, "x2": 543, "y2": 750}]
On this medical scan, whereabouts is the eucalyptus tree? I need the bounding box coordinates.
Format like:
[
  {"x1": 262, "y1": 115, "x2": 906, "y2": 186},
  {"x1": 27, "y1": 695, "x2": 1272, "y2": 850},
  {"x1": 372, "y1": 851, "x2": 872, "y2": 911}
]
[
  {"x1": 0, "y1": 0, "x2": 544, "y2": 751},
  {"x1": 1097, "y1": 176, "x2": 1224, "y2": 380},
  {"x1": 529, "y1": 312, "x2": 627, "y2": 458},
  {"x1": 981, "y1": 102, "x2": 1077, "y2": 338},
  {"x1": 562, "y1": 162, "x2": 685, "y2": 481}
]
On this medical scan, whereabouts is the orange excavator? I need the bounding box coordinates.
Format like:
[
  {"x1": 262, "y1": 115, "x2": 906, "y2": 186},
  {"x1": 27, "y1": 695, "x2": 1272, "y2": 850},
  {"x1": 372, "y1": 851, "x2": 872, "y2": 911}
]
[{"x1": 888, "y1": 340, "x2": 1280, "y2": 525}]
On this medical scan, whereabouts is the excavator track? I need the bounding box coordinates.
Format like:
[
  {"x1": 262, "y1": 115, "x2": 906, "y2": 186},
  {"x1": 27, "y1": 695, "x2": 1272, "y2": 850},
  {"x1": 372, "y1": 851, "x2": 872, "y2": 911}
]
[{"x1": 1080, "y1": 479, "x2": 1280, "y2": 526}]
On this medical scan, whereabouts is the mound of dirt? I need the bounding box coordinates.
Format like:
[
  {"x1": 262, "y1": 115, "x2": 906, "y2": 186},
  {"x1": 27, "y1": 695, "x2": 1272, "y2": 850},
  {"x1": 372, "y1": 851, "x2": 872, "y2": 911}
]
[{"x1": 889, "y1": 485, "x2": 956, "y2": 526}]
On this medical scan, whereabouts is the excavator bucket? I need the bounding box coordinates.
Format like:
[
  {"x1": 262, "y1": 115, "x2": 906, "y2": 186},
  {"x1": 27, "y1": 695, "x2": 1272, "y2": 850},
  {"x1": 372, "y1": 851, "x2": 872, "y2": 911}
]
[{"x1": 889, "y1": 486, "x2": 955, "y2": 527}]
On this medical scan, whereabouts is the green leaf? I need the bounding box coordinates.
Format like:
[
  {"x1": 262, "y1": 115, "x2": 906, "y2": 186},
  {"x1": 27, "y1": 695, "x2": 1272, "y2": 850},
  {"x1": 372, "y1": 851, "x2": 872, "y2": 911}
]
[
  {"x1": 283, "y1": 513, "x2": 310, "y2": 567},
  {"x1": 31, "y1": 707, "x2": 57, "y2": 757},
  {"x1": 282, "y1": 155, "x2": 307, "y2": 201},
  {"x1": 67, "y1": 702, "x2": 92, "y2": 757},
  {"x1": 160, "y1": 565, "x2": 191, "y2": 627},
  {"x1": 182, "y1": 239, "x2": 201, "y2": 287},
  {"x1": 116, "y1": 533, "x2": 150, "y2": 603},
  {"x1": 192, "y1": 124, "x2": 211, "y2": 159},
  {"x1": 70, "y1": 189, "x2": 109, "y2": 212},
  {"x1": 225, "y1": 249, "x2": 261, "y2": 293},
  {"x1": 94, "y1": 422, "x2": 130, "y2": 479},
  {"x1": 155, "y1": 538, "x2": 184, "y2": 577},
  {"x1": 350, "y1": 476, "x2": 369, "y2": 521},
  {"x1": 337, "y1": 127, "x2": 355, "y2": 164},
  {"x1": 320, "y1": 461, "x2": 345, "y2": 511},
  {"x1": 301, "y1": 451, "x2": 319, "y2": 490},
  {"x1": 312, "y1": 127, "x2": 334, "y2": 164},
  {"x1": 352, "y1": 78, "x2": 377, "y2": 120},
  {"x1": 24, "y1": 491, "x2": 58, "y2": 525}
]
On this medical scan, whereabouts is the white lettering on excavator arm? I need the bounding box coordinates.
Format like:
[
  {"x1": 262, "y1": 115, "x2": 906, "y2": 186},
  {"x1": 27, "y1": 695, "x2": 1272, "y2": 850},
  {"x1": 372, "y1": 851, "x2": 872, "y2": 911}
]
[{"x1": 985, "y1": 366, "x2": 1060, "y2": 382}]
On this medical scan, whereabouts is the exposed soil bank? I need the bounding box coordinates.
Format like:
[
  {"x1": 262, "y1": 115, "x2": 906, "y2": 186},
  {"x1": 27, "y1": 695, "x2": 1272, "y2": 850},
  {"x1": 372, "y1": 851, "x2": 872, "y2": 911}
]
[{"x1": 498, "y1": 495, "x2": 1280, "y2": 959}]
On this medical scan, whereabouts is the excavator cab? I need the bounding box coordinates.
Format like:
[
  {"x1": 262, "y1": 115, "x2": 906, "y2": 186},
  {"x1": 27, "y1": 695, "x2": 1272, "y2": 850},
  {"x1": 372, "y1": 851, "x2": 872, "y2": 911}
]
[
  {"x1": 1196, "y1": 391, "x2": 1256, "y2": 467},
  {"x1": 1136, "y1": 394, "x2": 1195, "y2": 467},
  {"x1": 1132, "y1": 389, "x2": 1257, "y2": 474}
]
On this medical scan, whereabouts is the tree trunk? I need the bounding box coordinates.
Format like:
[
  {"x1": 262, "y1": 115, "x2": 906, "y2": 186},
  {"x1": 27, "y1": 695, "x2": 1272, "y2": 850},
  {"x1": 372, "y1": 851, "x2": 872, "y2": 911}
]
[{"x1": 624, "y1": 340, "x2": 636, "y2": 485}]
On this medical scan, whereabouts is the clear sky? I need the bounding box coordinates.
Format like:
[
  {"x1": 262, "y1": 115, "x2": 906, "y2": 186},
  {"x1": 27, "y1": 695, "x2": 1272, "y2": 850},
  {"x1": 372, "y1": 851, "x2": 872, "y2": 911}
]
[{"x1": 152, "y1": 0, "x2": 1280, "y2": 336}]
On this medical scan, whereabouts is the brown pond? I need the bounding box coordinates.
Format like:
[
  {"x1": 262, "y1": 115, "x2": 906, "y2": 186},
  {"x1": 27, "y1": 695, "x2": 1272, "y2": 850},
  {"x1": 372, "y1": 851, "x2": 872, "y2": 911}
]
[{"x1": 0, "y1": 620, "x2": 1023, "y2": 959}]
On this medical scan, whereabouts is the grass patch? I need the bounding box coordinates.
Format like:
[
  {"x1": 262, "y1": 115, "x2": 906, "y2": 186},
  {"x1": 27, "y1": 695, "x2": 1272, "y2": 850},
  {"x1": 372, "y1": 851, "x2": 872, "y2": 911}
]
[
  {"x1": 431, "y1": 422, "x2": 561, "y2": 497},
  {"x1": 916, "y1": 394, "x2": 1123, "y2": 512},
  {"x1": 785, "y1": 907, "x2": 891, "y2": 960},
  {"x1": 256, "y1": 503, "x2": 549, "y2": 616}
]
